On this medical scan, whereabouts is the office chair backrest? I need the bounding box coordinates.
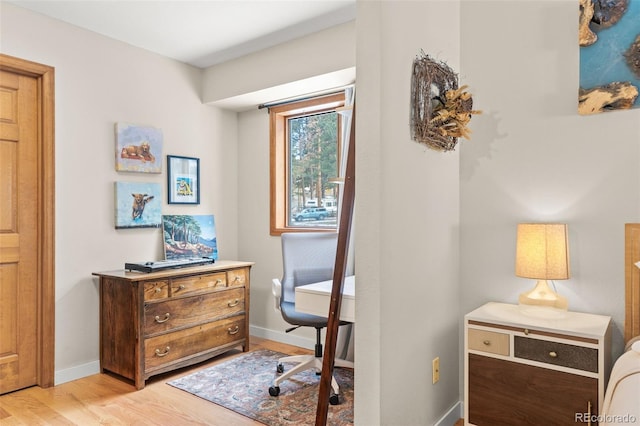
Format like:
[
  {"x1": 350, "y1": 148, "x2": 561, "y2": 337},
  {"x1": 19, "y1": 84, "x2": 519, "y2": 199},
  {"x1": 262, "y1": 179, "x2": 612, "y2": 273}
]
[{"x1": 280, "y1": 232, "x2": 338, "y2": 304}]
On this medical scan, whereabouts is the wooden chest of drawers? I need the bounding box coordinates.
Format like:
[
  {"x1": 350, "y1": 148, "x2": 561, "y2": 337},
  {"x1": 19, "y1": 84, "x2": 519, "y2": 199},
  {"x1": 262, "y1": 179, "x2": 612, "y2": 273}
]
[
  {"x1": 93, "y1": 260, "x2": 253, "y2": 389},
  {"x1": 464, "y1": 302, "x2": 611, "y2": 426}
]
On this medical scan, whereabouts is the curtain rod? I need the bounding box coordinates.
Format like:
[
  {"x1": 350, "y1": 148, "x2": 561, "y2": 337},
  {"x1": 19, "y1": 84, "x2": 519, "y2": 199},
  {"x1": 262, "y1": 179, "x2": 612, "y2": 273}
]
[{"x1": 257, "y1": 86, "x2": 351, "y2": 110}]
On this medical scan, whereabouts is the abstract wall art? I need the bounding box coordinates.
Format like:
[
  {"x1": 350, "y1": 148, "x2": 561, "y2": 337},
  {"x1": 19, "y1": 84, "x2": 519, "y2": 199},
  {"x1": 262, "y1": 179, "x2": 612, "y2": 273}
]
[{"x1": 579, "y1": 0, "x2": 640, "y2": 114}]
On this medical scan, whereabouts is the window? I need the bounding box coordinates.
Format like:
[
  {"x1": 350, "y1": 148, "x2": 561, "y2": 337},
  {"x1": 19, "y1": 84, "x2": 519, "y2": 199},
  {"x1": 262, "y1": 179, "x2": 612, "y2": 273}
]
[{"x1": 269, "y1": 92, "x2": 346, "y2": 235}]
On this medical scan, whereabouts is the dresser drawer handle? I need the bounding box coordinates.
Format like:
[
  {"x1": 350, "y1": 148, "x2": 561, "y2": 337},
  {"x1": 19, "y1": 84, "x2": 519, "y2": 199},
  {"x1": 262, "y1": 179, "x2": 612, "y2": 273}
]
[
  {"x1": 483, "y1": 340, "x2": 491, "y2": 346},
  {"x1": 228, "y1": 325, "x2": 240, "y2": 335},
  {"x1": 524, "y1": 329, "x2": 530, "y2": 335},
  {"x1": 216, "y1": 279, "x2": 223, "y2": 286},
  {"x1": 155, "y1": 287, "x2": 162, "y2": 293},
  {"x1": 174, "y1": 284, "x2": 185, "y2": 292},
  {"x1": 155, "y1": 346, "x2": 170, "y2": 357},
  {"x1": 549, "y1": 351, "x2": 558, "y2": 358},
  {"x1": 154, "y1": 313, "x2": 171, "y2": 323},
  {"x1": 228, "y1": 299, "x2": 240, "y2": 307},
  {"x1": 233, "y1": 276, "x2": 242, "y2": 283}
]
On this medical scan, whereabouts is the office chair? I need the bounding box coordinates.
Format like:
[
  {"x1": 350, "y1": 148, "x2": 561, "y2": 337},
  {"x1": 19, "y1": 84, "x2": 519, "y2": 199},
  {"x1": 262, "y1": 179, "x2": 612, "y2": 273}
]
[{"x1": 269, "y1": 232, "x2": 353, "y2": 405}]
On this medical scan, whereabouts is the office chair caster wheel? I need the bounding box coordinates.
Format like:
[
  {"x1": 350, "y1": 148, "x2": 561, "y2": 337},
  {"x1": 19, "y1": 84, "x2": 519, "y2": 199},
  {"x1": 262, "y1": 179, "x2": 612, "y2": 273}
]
[
  {"x1": 276, "y1": 363, "x2": 284, "y2": 373},
  {"x1": 269, "y1": 386, "x2": 281, "y2": 397},
  {"x1": 329, "y1": 394, "x2": 340, "y2": 405}
]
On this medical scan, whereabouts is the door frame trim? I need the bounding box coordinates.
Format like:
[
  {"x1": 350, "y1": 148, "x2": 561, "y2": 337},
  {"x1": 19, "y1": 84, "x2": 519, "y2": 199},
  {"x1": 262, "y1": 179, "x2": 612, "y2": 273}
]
[{"x1": 1, "y1": 53, "x2": 55, "y2": 388}]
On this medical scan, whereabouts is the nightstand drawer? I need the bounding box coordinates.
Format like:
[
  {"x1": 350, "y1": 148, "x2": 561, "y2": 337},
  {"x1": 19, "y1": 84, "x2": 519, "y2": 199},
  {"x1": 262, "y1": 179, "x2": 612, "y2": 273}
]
[
  {"x1": 468, "y1": 328, "x2": 510, "y2": 356},
  {"x1": 514, "y1": 336, "x2": 598, "y2": 372},
  {"x1": 468, "y1": 353, "x2": 599, "y2": 426}
]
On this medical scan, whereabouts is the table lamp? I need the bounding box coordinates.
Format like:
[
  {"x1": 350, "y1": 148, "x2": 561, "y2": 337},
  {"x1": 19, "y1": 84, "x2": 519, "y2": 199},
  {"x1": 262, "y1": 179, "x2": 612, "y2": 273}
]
[{"x1": 515, "y1": 223, "x2": 570, "y2": 310}]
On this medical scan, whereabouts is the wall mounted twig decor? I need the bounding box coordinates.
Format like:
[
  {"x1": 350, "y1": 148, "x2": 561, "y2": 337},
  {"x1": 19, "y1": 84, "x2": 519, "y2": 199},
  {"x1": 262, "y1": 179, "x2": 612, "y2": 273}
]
[{"x1": 410, "y1": 51, "x2": 481, "y2": 151}]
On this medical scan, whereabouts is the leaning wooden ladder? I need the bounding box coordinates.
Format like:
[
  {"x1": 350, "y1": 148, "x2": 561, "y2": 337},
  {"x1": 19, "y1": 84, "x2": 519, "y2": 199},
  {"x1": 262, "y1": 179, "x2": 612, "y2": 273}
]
[{"x1": 315, "y1": 102, "x2": 356, "y2": 425}]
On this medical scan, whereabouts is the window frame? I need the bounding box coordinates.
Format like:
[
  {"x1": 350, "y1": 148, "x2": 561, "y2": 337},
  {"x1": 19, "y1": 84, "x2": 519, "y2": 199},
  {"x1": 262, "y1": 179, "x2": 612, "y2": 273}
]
[{"x1": 269, "y1": 92, "x2": 346, "y2": 236}]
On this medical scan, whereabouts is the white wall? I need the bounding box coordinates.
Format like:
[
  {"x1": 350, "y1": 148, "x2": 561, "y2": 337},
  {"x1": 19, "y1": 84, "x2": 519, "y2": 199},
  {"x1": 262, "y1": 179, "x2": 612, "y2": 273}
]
[
  {"x1": 232, "y1": 4, "x2": 463, "y2": 423},
  {"x1": 202, "y1": 21, "x2": 356, "y2": 108},
  {"x1": 355, "y1": 1, "x2": 462, "y2": 424},
  {"x1": 236, "y1": 108, "x2": 294, "y2": 342},
  {"x1": 0, "y1": 3, "x2": 239, "y2": 382},
  {"x1": 230, "y1": 24, "x2": 356, "y2": 350},
  {"x1": 459, "y1": 0, "x2": 640, "y2": 374}
]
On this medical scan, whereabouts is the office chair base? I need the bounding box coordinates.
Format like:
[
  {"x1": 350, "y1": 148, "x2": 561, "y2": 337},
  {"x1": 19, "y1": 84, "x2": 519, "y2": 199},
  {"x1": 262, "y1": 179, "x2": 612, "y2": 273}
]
[
  {"x1": 268, "y1": 384, "x2": 341, "y2": 406},
  {"x1": 268, "y1": 354, "x2": 353, "y2": 405},
  {"x1": 329, "y1": 393, "x2": 340, "y2": 405},
  {"x1": 268, "y1": 385, "x2": 281, "y2": 396}
]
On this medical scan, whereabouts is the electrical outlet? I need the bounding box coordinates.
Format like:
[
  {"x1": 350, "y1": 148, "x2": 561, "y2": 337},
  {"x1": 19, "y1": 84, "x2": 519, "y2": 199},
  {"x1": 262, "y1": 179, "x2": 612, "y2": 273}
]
[{"x1": 432, "y1": 357, "x2": 440, "y2": 384}]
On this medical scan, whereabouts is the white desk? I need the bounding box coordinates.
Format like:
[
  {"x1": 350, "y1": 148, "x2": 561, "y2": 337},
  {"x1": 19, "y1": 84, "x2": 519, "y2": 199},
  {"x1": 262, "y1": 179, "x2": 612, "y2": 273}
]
[{"x1": 295, "y1": 275, "x2": 355, "y2": 322}]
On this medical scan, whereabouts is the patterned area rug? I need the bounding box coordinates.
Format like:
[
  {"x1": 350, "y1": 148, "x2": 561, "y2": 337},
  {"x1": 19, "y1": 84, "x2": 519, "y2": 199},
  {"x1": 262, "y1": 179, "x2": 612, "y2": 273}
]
[{"x1": 168, "y1": 349, "x2": 354, "y2": 425}]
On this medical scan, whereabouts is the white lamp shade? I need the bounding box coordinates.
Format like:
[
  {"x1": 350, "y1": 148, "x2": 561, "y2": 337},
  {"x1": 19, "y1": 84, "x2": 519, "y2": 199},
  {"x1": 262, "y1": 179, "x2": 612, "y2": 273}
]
[{"x1": 515, "y1": 223, "x2": 570, "y2": 280}]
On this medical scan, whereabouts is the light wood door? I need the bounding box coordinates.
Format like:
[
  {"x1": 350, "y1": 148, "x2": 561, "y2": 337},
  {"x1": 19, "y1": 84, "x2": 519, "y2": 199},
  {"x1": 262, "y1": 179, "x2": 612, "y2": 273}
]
[{"x1": 0, "y1": 55, "x2": 55, "y2": 393}]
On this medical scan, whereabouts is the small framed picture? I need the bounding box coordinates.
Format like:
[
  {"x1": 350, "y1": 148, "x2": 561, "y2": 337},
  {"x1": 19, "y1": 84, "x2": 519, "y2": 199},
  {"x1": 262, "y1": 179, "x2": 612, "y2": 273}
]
[{"x1": 167, "y1": 155, "x2": 200, "y2": 204}]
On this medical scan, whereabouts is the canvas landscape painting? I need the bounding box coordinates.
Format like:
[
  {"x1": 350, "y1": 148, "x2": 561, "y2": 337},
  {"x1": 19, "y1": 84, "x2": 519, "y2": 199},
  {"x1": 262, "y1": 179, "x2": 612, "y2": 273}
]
[
  {"x1": 115, "y1": 122, "x2": 163, "y2": 173},
  {"x1": 162, "y1": 215, "x2": 218, "y2": 260},
  {"x1": 114, "y1": 182, "x2": 162, "y2": 229}
]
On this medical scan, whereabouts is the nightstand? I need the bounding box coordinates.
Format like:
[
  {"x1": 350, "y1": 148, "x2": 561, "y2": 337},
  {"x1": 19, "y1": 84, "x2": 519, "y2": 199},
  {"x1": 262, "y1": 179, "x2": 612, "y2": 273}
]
[{"x1": 464, "y1": 302, "x2": 611, "y2": 426}]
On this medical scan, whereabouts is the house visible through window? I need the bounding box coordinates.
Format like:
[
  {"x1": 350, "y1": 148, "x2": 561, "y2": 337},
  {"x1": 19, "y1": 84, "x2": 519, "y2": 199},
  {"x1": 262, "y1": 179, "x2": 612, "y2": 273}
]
[{"x1": 269, "y1": 92, "x2": 346, "y2": 235}]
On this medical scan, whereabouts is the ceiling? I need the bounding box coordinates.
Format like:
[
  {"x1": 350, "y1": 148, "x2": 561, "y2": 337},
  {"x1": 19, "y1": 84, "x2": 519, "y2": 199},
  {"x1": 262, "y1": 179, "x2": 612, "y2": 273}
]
[{"x1": 7, "y1": 0, "x2": 356, "y2": 68}]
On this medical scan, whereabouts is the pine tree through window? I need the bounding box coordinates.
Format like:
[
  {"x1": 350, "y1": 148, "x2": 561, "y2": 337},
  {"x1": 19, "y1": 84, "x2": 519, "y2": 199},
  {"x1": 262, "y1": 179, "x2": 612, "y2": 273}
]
[{"x1": 269, "y1": 92, "x2": 345, "y2": 235}]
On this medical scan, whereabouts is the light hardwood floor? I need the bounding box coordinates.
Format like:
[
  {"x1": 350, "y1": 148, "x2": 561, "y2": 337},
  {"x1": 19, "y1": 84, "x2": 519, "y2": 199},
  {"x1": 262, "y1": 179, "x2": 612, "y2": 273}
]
[
  {"x1": 0, "y1": 336, "x2": 311, "y2": 425},
  {"x1": 1, "y1": 337, "x2": 466, "y2": 426}
]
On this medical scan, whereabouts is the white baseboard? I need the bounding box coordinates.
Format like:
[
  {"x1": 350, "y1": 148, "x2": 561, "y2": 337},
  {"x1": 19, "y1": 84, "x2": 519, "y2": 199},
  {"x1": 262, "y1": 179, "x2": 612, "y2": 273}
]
[
  {"x1": 55, "y1": 360, "x2": 100, "y2": 385},
  {"x1": 435, "y1": 401, "x2": 463, "y2": 426},
  {"x1": 249, "y1": 325, "x2": 315, "y2": 351}
]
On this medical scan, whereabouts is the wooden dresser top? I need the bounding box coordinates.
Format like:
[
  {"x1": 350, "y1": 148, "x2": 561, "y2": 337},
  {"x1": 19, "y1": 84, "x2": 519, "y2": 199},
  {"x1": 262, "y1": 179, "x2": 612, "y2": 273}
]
[{"x1": 92, "y1": 260, "x2": 254, "y2": 281}]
